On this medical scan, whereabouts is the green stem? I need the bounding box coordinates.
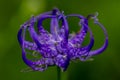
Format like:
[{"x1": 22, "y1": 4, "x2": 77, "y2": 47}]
[{"x1": 57, "y1": 67, "x2": 61, "y2": 80}]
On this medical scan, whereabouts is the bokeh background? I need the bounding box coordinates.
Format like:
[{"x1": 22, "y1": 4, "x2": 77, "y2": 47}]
[{"x1": 0, "y1": 0, "x2": 120, "y2": 80}]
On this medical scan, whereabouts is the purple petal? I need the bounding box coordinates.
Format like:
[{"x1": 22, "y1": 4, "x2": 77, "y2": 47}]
[
  {"x1": 17, "y1": 25, "x2": 34, "y2": 67},
  {"x1": 37, "y1": 15, "x2": 55, "y2": 34},
  {"x1": 60, "y1": 13, "x2": 69, "y2": 43},
  {"x1": 66, "y1": 14, "x2": 87, "y2": 45},
  {"x1": 89, "y1": 19, "x2": 108, "y2": 56},
  {"x1": 68, "y1": 19, "x2": 94, "y2": 61},
  {"x1": 17, "y1": 27, "x2": 23, "y2": 47},
  {"x1": 50, "y1": 9, "x2": 59, "y2": 40},
  {"x1": 28, "y1": 16, "x2": 42, "y2": 49}
]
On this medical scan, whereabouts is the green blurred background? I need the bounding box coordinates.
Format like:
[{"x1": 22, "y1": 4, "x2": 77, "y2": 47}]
[{"x1": 0, "y1": 0, "x2": 120, "y2": 80}]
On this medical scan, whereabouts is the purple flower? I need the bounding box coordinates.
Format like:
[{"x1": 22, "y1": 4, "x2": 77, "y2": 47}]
[{"x1": 17, "y1": 8, "x2": 108, "y2": 72}]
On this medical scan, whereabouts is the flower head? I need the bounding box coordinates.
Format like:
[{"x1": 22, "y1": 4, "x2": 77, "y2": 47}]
[{"x1": 17, "y1": 8, "x2": 108, "y2": 72}]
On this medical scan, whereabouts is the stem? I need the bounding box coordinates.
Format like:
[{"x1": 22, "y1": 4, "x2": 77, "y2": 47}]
[{"x1": 57, "y1": 67, "x2": 61, "y2": 80}]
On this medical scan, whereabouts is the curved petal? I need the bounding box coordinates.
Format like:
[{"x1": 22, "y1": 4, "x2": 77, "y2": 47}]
[
  {"x1": 22, "y1": 48, "x2": 34, "y2": 67},
  {"x1": 50, "y1": 8, "x2": 59, "y2": 40},
  {"x1": 58, "y1": 13, "x2": 69, "y2": 49},
  {"x1": 37, "y1": 15, "x2": 55, "y2": 34},
  {"x1": 79, "y1": 19, "x2": 94, "y2": 61},
  {"x1": 18, "y1": 18, "x2": 53, "y2": 71},
  {"x1": 80, "y1": 19, "x2": 94, "y2": 52},
  {"x1": 68, "y1": 19, "x2": 94, "y2": 61},
  {"x1": 17, "y1": 27, "x2": 23, "y2": 47},
  {"x1": 17, "y1": 25, "x2": 34, "y2": 67},
  {"x1": 61, "y1": 13, "x2": 69, "y2": 42},
  {"x1": 28, "y1": 16, "x2": 42, "y2": 50},
  {"x1": 66, "y1": 15, "x2": 94, "y2": 57},
  {"x1": 29, "y1": 16, "x2": 58, "y2": 58},
  {"x1": 66, "y1": 14, "x2": 87, "y2": 46},
  {"x1": 89, "y1": 19, "x2": 108, "y2": 56}
]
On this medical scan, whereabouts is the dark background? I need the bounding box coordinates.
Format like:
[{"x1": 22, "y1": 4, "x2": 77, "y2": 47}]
[{"x1": 0, "y1": 0, "x2": 120, "y2": 80}]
